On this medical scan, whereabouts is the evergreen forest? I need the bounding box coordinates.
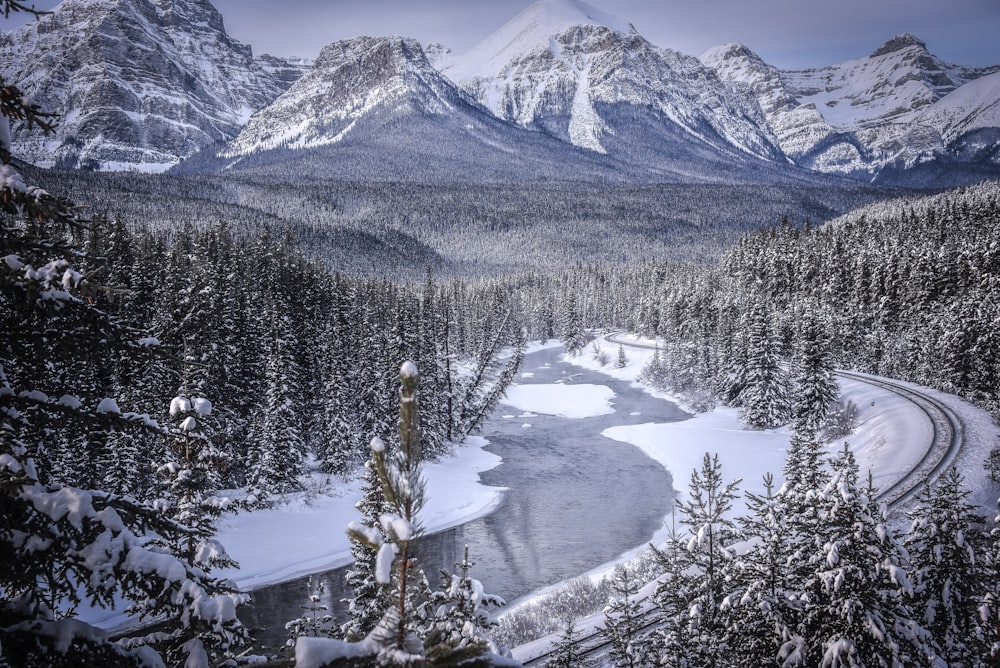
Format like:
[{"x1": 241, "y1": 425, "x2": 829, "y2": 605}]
[{"x1": 3, "y1": 1, "x2": 1000, "y2": 663}]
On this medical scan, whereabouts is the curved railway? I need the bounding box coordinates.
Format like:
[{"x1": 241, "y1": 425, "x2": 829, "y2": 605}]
[{"x1": 518, "y1": 333, "x2": 967, "y2": 666}]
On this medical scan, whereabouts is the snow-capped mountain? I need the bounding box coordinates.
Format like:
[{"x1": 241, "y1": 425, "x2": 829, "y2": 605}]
[
  {"x1": 441, "y1": 0, "x2": 785, "y2": 166},
  {"x1": 204, "y1": 34, "x2": 639, "y2": 183},
  {"x1": 0, "y1": 0, "x2": 307, "y2": 171},
  {"x1": 702, "y1": 35, "x2": 1000, "y2": 179},
  {"x1": 221, "y1": 36, "x2": 478, "y2": 157},
  {"x1": 3, "y1": 0, "x2": 997, "y2": 184}
]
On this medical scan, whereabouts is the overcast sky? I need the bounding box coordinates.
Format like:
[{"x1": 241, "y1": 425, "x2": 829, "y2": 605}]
[{"x1": 6, "y1": 0, "x2": 1000, "y2": 69}]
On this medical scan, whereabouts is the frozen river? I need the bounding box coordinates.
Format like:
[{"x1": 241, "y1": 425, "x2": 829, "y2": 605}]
[{"x1": 242, "y1": 345, "x2": 688, "y2": 650}]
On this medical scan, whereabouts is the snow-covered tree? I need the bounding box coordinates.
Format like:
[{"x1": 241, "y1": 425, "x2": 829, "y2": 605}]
[
  {"x1": 303, "y1": 363, "x2": 513, "y2": 667},
  {"x1": 544, "y1": 618, "x2": 592, "y2": 668},
  {"x1": 795, "y1": 445, "x2": 932, "y2": 666},
  {"x1": 791, "y1": 313, "x2": 839, "y2": 437},
  {"x1": 673, "y1": 453, "x2": 742, "y2": 665},
  {"x1": 560, "y1": 293, "x2": 586, "y2": 357},
  {"x1": 418, "y1": 544, "x2": 509, "y2": 665},
  {"x1": 649, "y1": 514, "x2": 695, "y2": 666},
  {"x1": 342, "y1": 455, "x2": 391, "y2": 641},
  {"x1": 156, "y1": 392, "x2": 232, "y2": 565},
  {"x1": 725, "y1": 473, "x2": 797, "y2": 665},
  {"x1": 739, "y1": 302, "x2": 790, "y2": 428},
  {"x1": 905, "y1": 467, "x2": 989, "y2": 665},
  {"x1": 599, "y1": 564, "x2": 650, "y2": 668}
]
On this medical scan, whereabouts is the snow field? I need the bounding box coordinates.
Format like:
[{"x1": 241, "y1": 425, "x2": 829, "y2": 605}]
[{"x1": 504, "y1": 334, "x2": 1000, "y2": 626}]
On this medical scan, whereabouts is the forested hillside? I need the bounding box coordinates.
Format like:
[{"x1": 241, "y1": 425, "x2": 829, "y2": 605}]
[{"x1": 26, "y1": 166, "x2": 899, "y2": 276}]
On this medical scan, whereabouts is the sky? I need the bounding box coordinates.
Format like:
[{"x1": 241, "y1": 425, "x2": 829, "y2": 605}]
[{"x1": 5, "y1": 0, "x2": 1000, "y2": 69}]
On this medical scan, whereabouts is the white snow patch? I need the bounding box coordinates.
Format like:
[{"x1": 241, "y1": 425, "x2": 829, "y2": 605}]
[
  {"x1": 502, "y1": 383, "x2": 615, "y2": 418},
  {"x1": 210, "y1": 436, "x2": 505, "y2": 591}
]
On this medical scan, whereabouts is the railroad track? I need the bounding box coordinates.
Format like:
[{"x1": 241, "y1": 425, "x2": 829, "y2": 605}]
[
  {"x1": 604, "y1": 333, "x2": 965, "y2": 511},
  {"x1": 516, "y1": 334, "x2": 966, "y2": 666}
]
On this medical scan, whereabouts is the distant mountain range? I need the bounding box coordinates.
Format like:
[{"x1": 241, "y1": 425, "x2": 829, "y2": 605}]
[{"x1": 3, "y1": 0, "x2": 998, "y2": 185}]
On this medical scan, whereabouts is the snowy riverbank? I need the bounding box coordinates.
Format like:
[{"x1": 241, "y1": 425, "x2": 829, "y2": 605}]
[
  {"x1": 508, "y1": 333, "x2": 1000, "y2": 604},
  {"x1": 87, "y1": 335, "x2": 998, "y2": 637}
]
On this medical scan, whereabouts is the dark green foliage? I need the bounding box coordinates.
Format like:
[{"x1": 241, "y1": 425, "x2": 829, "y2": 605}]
[
  {"x1": 544, "y1": 619, "x2": 591, "y2": 668},
  {"x1": 906, "y1": 468, "x2": 990, "y2": 665},
  {"x1": 599, "y1": 565, "x2": 650, "y2": 668}
]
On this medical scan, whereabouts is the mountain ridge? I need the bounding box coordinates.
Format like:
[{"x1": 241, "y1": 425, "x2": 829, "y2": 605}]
[{"x1": 2, "y1": 0, "x2": 998, "y2": 185}]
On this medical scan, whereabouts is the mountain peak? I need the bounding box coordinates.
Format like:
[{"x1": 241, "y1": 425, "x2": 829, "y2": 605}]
[
  {"x1": 518, "y1": 0, "x2": 636, "y2": 36},
  {"x1": 701, "y1": 42, "x2": 766, "y2": 68},
  {"x1": 445, "y1": 0, "x2": 635, "y2": 82},
  {"x1": 870, "y1": 33, "x2": 927, "y2": 58}
]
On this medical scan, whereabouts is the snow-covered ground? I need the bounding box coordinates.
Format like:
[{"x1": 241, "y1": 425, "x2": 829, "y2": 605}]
[
  {"x1": 501, "y1": 383, "x2": 616, "y2": 419},
  {"x1": 506, "y1": 334, "x2": 1000, "y2": 608},
  {"x1": 205, "y1": 335, "x2": 1000, "y2": 597},
  {"x1": 509, "y1": 333, "x2": 1000, "y2": 662},
  {"x1": 581, "y1": 333, "x2": 999, "y2": 513},
  {"x1": 90, "y1": 335, "x2": 999, "y2": 639},
  {"x1": 213, "y1": 435, "x2": 507, "y2": 590}
]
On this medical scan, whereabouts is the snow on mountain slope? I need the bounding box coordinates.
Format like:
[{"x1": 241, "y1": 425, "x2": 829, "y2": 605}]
[
  {"x1": 443, "y1": 0, "x2": 783, "y2": 164},
  {"x1": 0, "y1": 0, "x2": 306, "y2": 171},
  {"x1": 443, "y1": 0, "x2": 637, "y2": 83},
  {"x1": 918, "y1": 70, "x2": 1000, "y2": 155},
  {"x1": 220, "y1": 35, "x2": 485, "y2": 157},
  {"x1": 703, "y1": 34, "x2": 1000, "y2": 177}
]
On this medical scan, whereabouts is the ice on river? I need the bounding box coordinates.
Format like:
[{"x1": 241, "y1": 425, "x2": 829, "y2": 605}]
[{"x1": 502, "y1": 383, "x2": 615, "y2": 418}]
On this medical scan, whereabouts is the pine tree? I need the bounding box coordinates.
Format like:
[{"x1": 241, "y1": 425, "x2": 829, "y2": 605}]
[
  {"x1": 650, "y1": 513, "x2": 694, "y2": 667},
  {"x1": 905, "y1": 468, "x2": 989, "y2": 665},
  {"x1": 791, "y1": 313, "x2": 839, "y2": 437},
  {"x1": 725, "y1": 473, "x2": 797, "y2": 665},
  {"x1": 419, "y1": 544, "x2": 509, "y2": 665},
  {"x1": 674, "y1": 453, "x2": 742, "y2": 665},
  {"x1": 544, "y1": 618, "x2": 591, "y2": 668},
  {"x1": 740, "y1": 302, "x2": 790, "y2": 429},
  {"x1": 599, "y1": 564, "x2": 650, "y2": 668},
  {"x1": 616, "y1": 344, "x2": 628, "y2": 369},
  {"x1": 983, "y1": 497, "x2": 1000, "y2": 664},
  {"x1": 796, "y1": 444, "x2": 931, "y2": 666},
  {"x1": 560, "y1": 293, "x2": 586, "y2": 357},
  {"x1": 342, "y1": 455, "x2": 391, "y2": 641}
]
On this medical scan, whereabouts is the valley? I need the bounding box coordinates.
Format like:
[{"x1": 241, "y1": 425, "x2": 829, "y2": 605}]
[{"x1": 2, "y1": 0, "x2": 1000, "y2": 666}]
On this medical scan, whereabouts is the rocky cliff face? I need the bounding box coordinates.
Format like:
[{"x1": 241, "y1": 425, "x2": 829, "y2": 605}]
[
  {"x1": 702, "y1": 34, "x2": 1000, "y2": 178},
  {"x1": 3, "y1": 0, "x2": 997, "y2": 184},
  {"x1": 221, "y1": 35, "x2": 480, "y2": 158},
  {"x1": 0, "y1": 0, "x2": 307, "y2": 171},
  {"x1": 443, "y1": 0, "x2": 784, "y2": 164}
]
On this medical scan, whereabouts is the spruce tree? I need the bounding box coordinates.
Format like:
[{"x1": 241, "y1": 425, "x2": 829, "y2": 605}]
[
  {"x1": 544, "y1": 618, "x2": 591, "y2": 668},
  {"x1": 726, "y1": 473, "x2": 797, "y2": 665},
  {"x1": 905, "y1": 468, "x2": 989, "y2": 665},
  {"x1": 740, "y1": 302, "x2": 789, "y2": 429},
  {"x1": 342, "y1": 454, "x2": 391, "y2": 641},
  {"x1": 560, "y1": 293, "x2": 586, "y2": 357},
  {"x1": 791, "y1": 313, "x2": 839, "y2": 437},
  {"x1": 796, "y1": 444, "x2": 931, "y2": 666},
  {"x1": 674, "y1": 453, "x2": 742, "y2": 665},
  {"x1": 599, "y1": 564, "x2": 650, "y2": 668}
]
